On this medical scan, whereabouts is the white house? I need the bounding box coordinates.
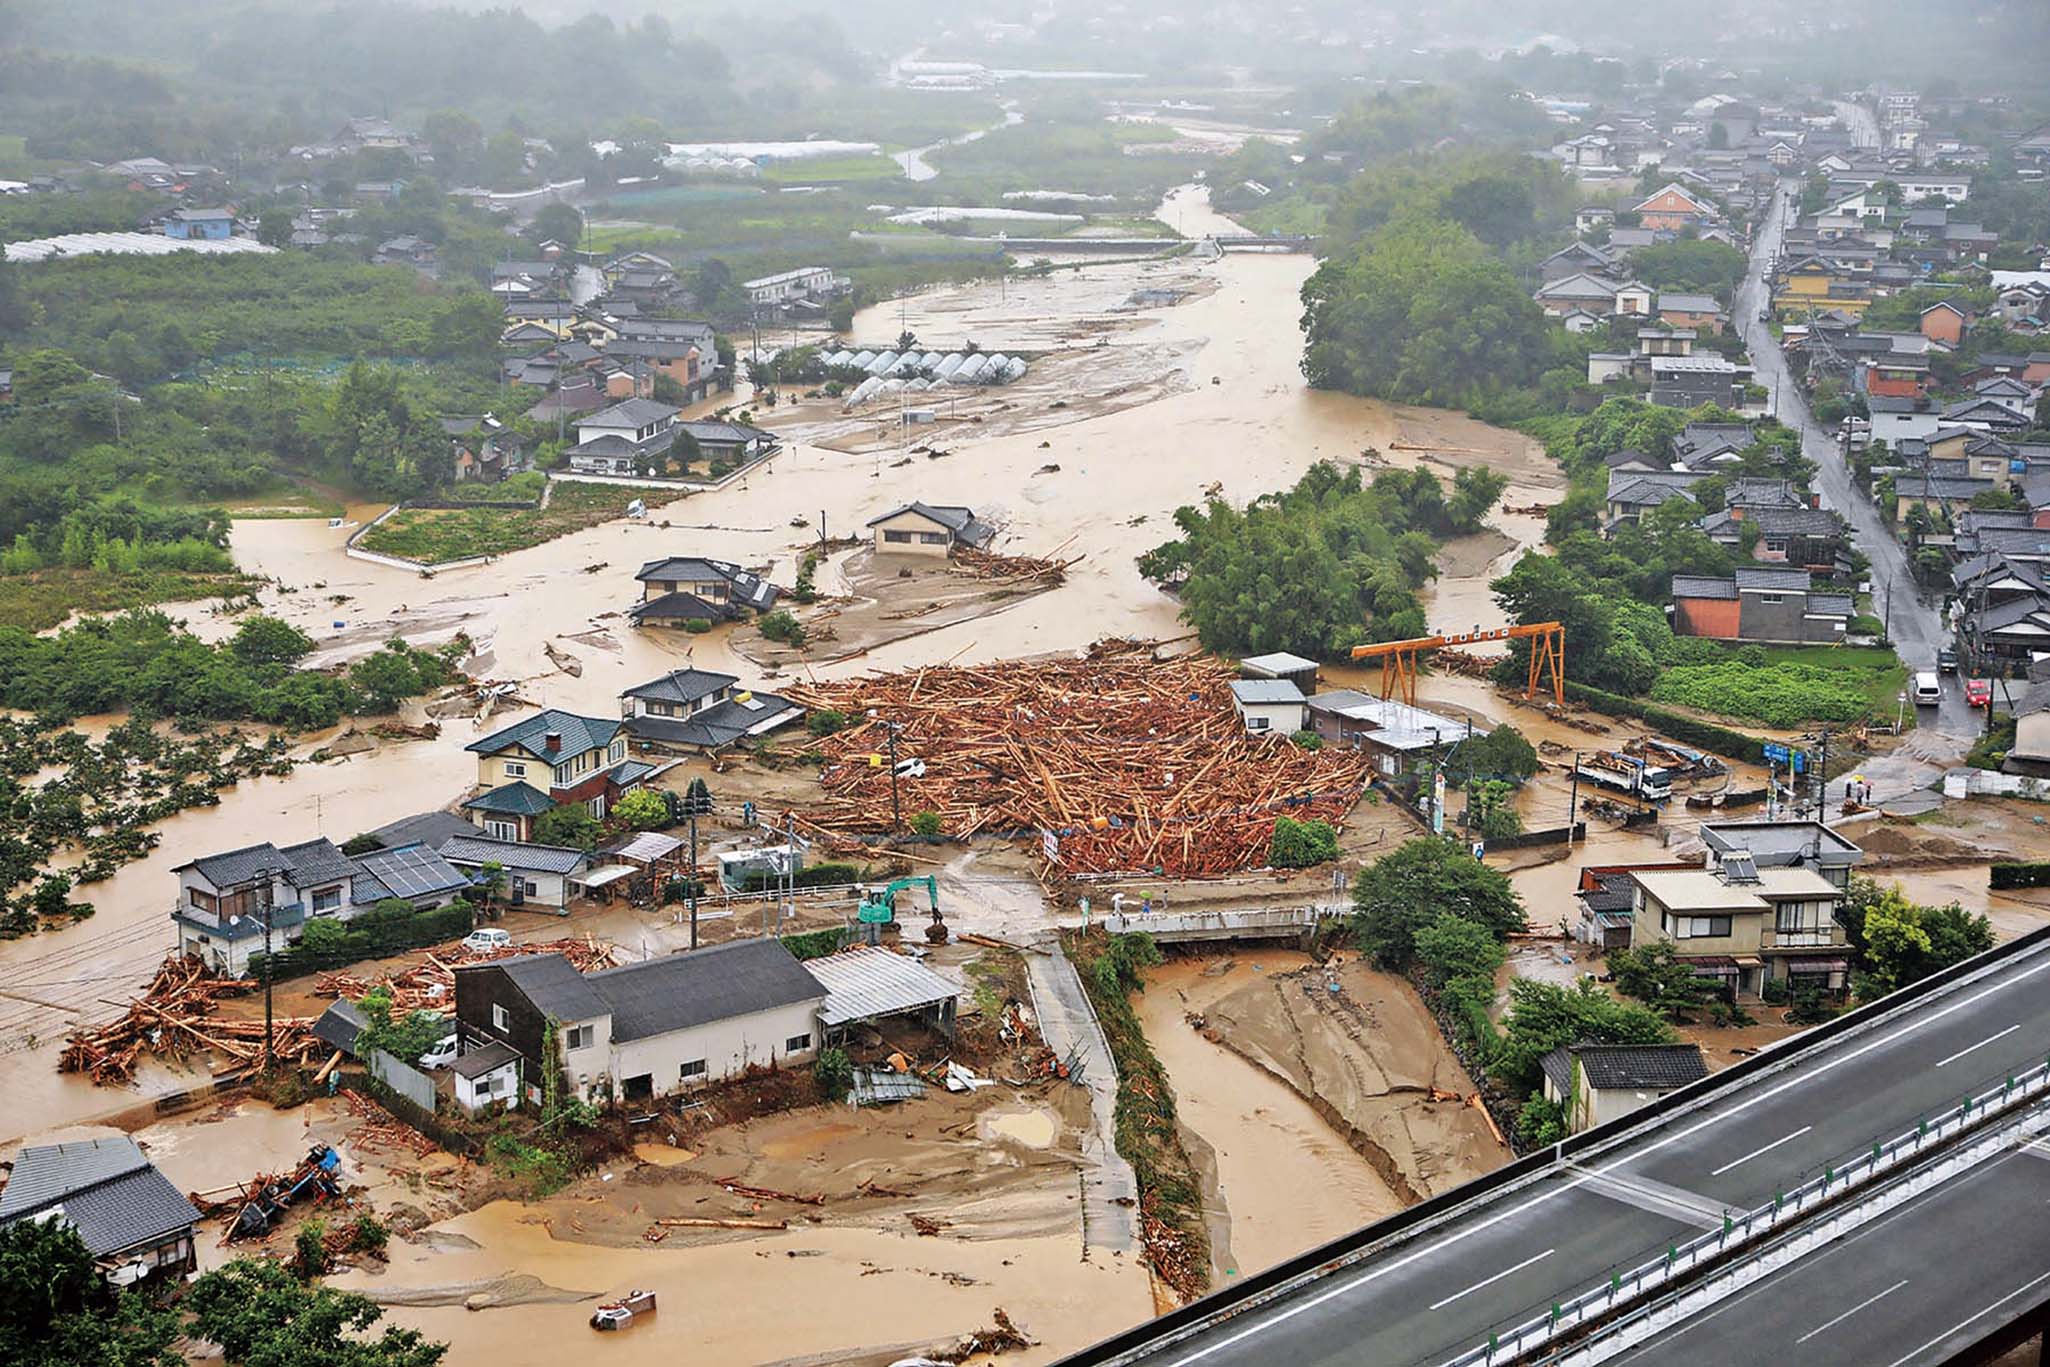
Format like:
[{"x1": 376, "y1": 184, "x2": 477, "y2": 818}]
[
  {"x1": 454, "y1": 940, "x2": 827, "y2": 1106},
  {"x1": 743, "y1": 265, "x2": 840, "y2": 307},
  {"x1": 439, "y1": 835, "x2": 591, "y2": 912},
  {"x1": 1539, "y1": 1043, "x2": 1708, "y2": 1133},
  {"x1": 1229, "y1": 679, "x2": 1308, "y2": 735}
]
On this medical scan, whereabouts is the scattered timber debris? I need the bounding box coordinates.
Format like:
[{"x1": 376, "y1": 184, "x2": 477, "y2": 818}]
[
  {"x1": 949, "y1": 545, "x2": 1079, "y2": 585},
  {"x1": 60, "y1": 955, "x2": 321, "y2": 1085}
]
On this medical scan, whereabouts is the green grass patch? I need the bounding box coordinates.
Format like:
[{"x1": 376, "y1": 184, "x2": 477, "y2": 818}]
[
  {"x1": 759, "y1": 154, "x2": 905, "y2": 185},
  {"x1": 0, "y1": 569, "x2": 259, "y2": 632},
  {"x1": 358, "y1": 481, "x2": 687, "y2": 564},
  {"x1": 1649, "y1": 645, "x2": 1906, "y2": 728}
]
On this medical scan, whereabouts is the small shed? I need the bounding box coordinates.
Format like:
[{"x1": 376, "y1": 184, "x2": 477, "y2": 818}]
[
  {"x1": 717, "y1": 844, "x2": 802, "y2": 892},
  {"x1": 1228, "y1": 678, "x2": 1308, "y2": 736},
  {"x1": 1238, "y1": 652, "x2": 1320, "y2": 695},
  {"x1": 807, "y1": 946, "x2": 962, "y2": 1040},
  {"x1": 452, "y1": 1041, "x2": 522, "y2": 1115},
  {"x1": 1540, "y1": 1043, "x2": 1708, "y2": 1134}
]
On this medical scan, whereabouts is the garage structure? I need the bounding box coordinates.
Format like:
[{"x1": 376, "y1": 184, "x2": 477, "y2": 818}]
[{"x1": 807, "y1": 945, "x2": 963, "y2": 1041}]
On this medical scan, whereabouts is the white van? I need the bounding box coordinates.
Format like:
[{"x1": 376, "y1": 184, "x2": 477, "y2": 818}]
[{"x1": 1912, "y1": 672, "x2": 1942, "y2": 707}]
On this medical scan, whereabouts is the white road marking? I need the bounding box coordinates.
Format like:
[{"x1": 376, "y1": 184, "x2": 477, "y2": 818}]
[
  {"x1": 1156, "y1": 950, "x2": 2050, "y2": 1367},
  {"x1": 1796, "y1": 1279, "x2": 1908, "y2": 1343},
  {"x1": 1935, "y1": 1023, "x2": 2020, "y2": 1068},
  {"x1": 1710, "y1": 1125, "x2": 1813, "y2": 1177},
  {"x1": 1427, "y1": 1250, "x2": 1555, "y2": 1311},
  {"x1": 1885, "y1": 1268, "x2": 2050, "y2": 1367}
]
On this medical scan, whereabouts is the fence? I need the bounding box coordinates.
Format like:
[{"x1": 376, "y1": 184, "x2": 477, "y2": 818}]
[
  {"x1": 1444, "y1": 1053, "x2": 2050, "y2": 1365},
  {"x1": 339, "y1": 1072, "x2": 479, "y2": 1157},
  {"x1": 1483, "y1": 823, "x2": 1586, "y2": 851},
  {"x1": 1945, "y1": 769, "x2": 2050, "y2": 802},
  {"x1": 364, "y1": 1047, "x2": 436, "y2": 1114}
]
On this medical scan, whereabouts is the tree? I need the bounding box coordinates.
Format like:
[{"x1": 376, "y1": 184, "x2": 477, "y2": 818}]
[
  {"x1": 185, "y1": 1258, "x2": 447, "y2": 1367},
  {"x1": 232, "y1": 615, "x2": 315, "y2": 667},
  {"x1": 0, "y1": 1219, "x2": 182, "y2": 1367},
  {"x1": 1849, "y1": 878, "x2": 1994, "y2": 998},
  {"x1": 1453, "y1": 723, "x2": 1538, "y2": 785},
  {"x1": 1353, "y1": 837, "x2": 1524, "y2": 970},
  {"x1": 1446, "y1": 466, "x2": 1508, "y2": 533},
  {"x1": 610, "y1": 788, "x2": 670, "y2": 831},
  {"x1": 1496, "y1": 978, "x2": 1674, "y2": 1093},
  {"x1": 828, "y1": 297, "x2": 855, "y2": 333},
  {"x1": 1412, "y1": 912, "x2": 1506, "y2": 1000},
  {"x1": 680, "y1": 777, "x2": 713, "y2": 815},
  {"x1": 1606, "y1": 941, "x2": 1713, "y2": 1020},
  {"x1": 1269, "y1": 816, "x2": 1339, "y2": 867},
  {"x1": 258, "y1": 208, "x2": 294, "y2": 249},
  {"x1": 692, "y1": 258, "x2": 734, "y2": 308},
  {"x1": 527, "y1": 202, "x2": 584, "y2": 249},
  {"x1": 349, "y1": 643, "x2": 435, "y2": 713},
  {"x1": 533, "y1": 803, "x2": 601, "y2": 850}
]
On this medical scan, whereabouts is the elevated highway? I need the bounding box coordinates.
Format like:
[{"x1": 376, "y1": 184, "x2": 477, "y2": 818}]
[{"x1": 1057, "y1": 928, "x2": 2050, "y2": 1367}]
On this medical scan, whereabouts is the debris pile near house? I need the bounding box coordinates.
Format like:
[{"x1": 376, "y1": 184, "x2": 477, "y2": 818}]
[
  {"x1": 311, "y1": 935, "x2": 615, "y2": 1013},
  {"x1": 949, "y1": 544, "x2": 1080, "y2": 585},
  {"x1": 60, "y1": 954, "x2": 321, "y2": 1084},
  {"x1": 785, "y1": 640, "x2": 1371, "y2": 877},
  {"x1": 342, "y1": 1089, "x2": 439, "y2": 1156},
  {"x1": 208, "y1": 1143, "x2": 345, "y2": 1243}
]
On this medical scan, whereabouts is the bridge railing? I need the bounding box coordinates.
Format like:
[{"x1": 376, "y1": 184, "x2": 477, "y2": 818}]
[
  {"x1": 1055, "y1": 926, "x2": 2050, "y2": 1367},
  {"x1": 1442, "y1": 1050, "x2": 2050, "y2": 1366}
]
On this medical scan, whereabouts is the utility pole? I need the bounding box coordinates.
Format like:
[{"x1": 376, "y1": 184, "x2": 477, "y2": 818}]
[
  {"x1": 687, "y1": 805, "x2": 699, "y2": 950},
  {"x1": 1883, "y1": 578, "x2": 1893, "y2": 644},
  {"x1": 886, "y1": 723, "x2": 904, "y2": 832},
  {"x1": 784, "y1": 810, "x2": 797, "y2": 931},
  {"x1": 1568, "y1": 752, "x2": 1581, "y2": 837},
  {"x1": 1816, "y1": 726, "x2": 1833, "y2": 821},
  {"x1": 257, "y1": 870, "x2": 275, "y2": 1072}
]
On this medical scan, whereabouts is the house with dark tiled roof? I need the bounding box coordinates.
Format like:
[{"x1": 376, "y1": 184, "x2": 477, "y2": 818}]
[
  {"x1": 1605, "y1": 468, "x2": 1707, "y2": 528},
  {"x1": 1540, "y1": 1043, "x2": 1709, "y2": 1133},
  {"x1": 1672, "y1": 567, "x2": 1849, "y2": 644},
  {"x1": 453, "y1": 940, "x2": 828, "y2": 1105},
  {"x1": 460, "y1": 709, "x2": 653, "y2": 840},
  {"x1": 867, "y1": 502, "x2": 996, "y2": 556},
  {"x1": 0, "y1": 1137, "x2": 199, "y2": 1288},
  {"x1": 627, "y1": 556, "x2": 780, "y2": 628},
  {"x1": 618, "y1": 668, "x2": 804, "y2": 755}
]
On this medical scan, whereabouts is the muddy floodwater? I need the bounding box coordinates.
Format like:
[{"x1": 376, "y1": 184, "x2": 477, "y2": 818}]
[{"x1": 1133, "y1": 952, "x2": 1404, "y2": 1277}]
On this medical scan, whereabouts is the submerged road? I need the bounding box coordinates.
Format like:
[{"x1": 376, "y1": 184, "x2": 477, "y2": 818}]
[{"x1": 1088, "y1": 936, "x2": 2050, "y2": 1367}]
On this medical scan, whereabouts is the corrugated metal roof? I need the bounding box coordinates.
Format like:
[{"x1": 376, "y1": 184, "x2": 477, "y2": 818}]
[{"x1": 810, "y1": 946, "x2": 962, "y2": 1028}]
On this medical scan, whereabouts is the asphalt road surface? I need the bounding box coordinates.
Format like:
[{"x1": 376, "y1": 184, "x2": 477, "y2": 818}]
[
  {"x1": 1732, "y1": 190, "x2": 1980, "y2": 748},
  {"x1": 1608, "y1": 1130, "x2": 2050, "y2": 1366},
  {"x1": 1117, "y1": 938, "x2": 2050, "y2": 1367}
]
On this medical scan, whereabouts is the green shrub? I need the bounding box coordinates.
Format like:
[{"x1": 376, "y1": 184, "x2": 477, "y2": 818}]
[
  {"x1": 348, "y1": 1213, "x2": 389, "y2": 1255},
  {"x1": 813, "y1": 1046, "x2": 853, "y2": 1099},
  {"x1": 1269, "y1": 815, "x2": 1339, "y2": 868},
  {"x1": 484, "y1": 1133, "x2": 572, "y2": 1199},
  {"x1": 909, "y1": 810, "x2": 942, "y2": 837},
  {"x1": 294, "y1": 1218, "x2": 330, "y2": 1278},
  {"x1": 781, "y1": 926, "x2": 850, "y2": 960},
  {"x1": 1289, "y1": 729, "x2": 1324, "y2": 751},
  {"x1": 1991, "y1": 861, "x2": 2050, "y2": 890},
  {"x1": 1516, "y1": 1093, "x2": 1568, "y2": 1147},
  {"x1": 758, "y1": 610, "x2": 805, "y2": 645},
  {"x1": 249, "y1": 900, "x2": 473, "y2": 980},
  {"x1": 1563, "y1": 681, "x2": 1769, "y2": 764},
  {"x1": 806, "y1": 709, "x2": 849, "y2": 737},
  {"x1": 682, "y1": 617, "x2": 712, "y2": 634}
]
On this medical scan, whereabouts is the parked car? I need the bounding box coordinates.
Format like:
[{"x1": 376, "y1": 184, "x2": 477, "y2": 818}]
[
  {"x1": 417, "y1": 1034, "x2": 459, "y2": 1071},
  {"x1": 893, "y1": 757, "x2": 927, "y2": 779},
  {"x1": 461, "y1": 928, "x2": 511, "y2": 954},
  {"x1": 1938, "y1": 647, "x2": 1960, "y2": 674},
  {"x1": 1966, "y1": 678, "x2": 1992, "y2": 708},
  {"x1": 1913, "y1": 672, "x2": 1943, "y2": 706}
]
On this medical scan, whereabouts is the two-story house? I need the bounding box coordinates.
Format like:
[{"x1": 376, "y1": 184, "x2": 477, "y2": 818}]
[
  {"x1": 1632, "y1": 183, "x2": 1718, "y2": 232},
  {"x1": 442, "y1": 414, "x2": 527, "y2": 484},
  {"x1": 563, "y1": 398, "x2": 680, "y2": 477},
  {"x1": 460, "y1": 709, "x2": 653, "y2": 839},
  {"x1": 618, "y1": 667, "x2": 804, "y2": 755},
  {"x1": 171, "y1": 838, "x2": 469, "y2": 973},
  {"x1": 452, "y1": 940, "x2": 827, "y2": 1105},
  {"x1": 1670, "y1": 567, "x2": 1851, "y2": 644},
  {"x1": 1629, "y1": 854, "x2": 1849, "y2": 1000},
  {"x1": 627, "y1": 556, "x2": 780, "y2": 627},
  {"x1": 162, "y1": 207, "x2": 236, "y2": 240},
  {"x1": 171, "y1": 838, "x2": 357, "y2": 974}
]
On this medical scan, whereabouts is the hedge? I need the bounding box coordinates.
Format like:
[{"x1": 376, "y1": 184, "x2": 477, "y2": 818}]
[
  {"x1": 250, "y1": 901, "x2": 476, "y2": 981},
  {"x1": 781, "y1": 926, "x2": 851, "y2": 960},
  {"x1": 1991, "y1": 861, "x2": 2050, "y2": 890},
  {"x1": 1563, "y1": 681, "x2": 1770, "y2": 765},
  {"x1": 735, "y1": 861, "x2": 869, "y2": 894}
]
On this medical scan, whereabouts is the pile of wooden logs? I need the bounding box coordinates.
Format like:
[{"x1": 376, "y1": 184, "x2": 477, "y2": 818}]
[
  {"x1": 949, "y1": 545, "x2": 1078, "y2": 585},
  {"x1": 311, "y1": 936, "x2": 614, "y2": 1014},
  {"x1": 342, "y1": 1090, "x2": 439, "y2": 1156},
  {"x1": 785, "y1": 641, "x2": 1371, "y2": 878},
  {"x1": 60, "y1": 955, "x2": 322, "y2": 1085}
]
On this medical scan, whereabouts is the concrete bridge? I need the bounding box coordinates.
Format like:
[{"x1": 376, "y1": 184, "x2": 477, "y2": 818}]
[{"x1": 1100, "y1": 902, "x2": 1349, "y2": 946}]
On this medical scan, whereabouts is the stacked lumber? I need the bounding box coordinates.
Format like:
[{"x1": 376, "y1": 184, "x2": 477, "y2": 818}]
[
  {"x1": 342, "y1": 1090, "x2": 439, "y2": 1157},
  {"x1": 61, "y1": 954, "x2": 321, "y2": 1085},
  {"x1": 950, "y1": 546, "x2": 1077, "y2": 585},
  {"x1": 785, "y1": 641, "x2": 1371, "y2": 878},
  {"x1": 310, "y1": 936, "x2": 614, "y2": 1013}
]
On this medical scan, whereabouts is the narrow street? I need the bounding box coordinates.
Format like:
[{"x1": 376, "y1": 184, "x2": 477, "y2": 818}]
[{"x1": 1732, "y1": 188, "x2": 1977, "y2": 816}]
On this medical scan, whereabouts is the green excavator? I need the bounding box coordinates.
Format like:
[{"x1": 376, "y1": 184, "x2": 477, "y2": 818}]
[{"x1": 855, "y1": 876, "x2": 947, "y2": 944}]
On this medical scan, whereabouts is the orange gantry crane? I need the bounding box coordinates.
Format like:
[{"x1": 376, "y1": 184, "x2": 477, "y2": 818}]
[{"x1": 1348, "y1": 621, "x2": 1565, "y2": 707}]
